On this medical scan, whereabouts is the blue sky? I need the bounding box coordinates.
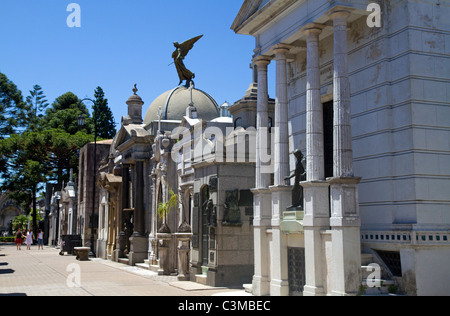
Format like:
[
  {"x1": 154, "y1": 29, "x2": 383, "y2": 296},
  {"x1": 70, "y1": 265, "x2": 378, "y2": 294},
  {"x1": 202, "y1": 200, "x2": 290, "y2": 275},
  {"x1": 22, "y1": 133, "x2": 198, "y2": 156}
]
[{"x1": 0, "y1": 1, "x2": 275, "y2": 125}]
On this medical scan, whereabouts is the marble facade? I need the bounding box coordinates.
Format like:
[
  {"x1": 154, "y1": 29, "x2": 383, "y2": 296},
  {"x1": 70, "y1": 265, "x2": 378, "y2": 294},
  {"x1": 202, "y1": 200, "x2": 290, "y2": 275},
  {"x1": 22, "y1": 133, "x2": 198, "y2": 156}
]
[{"x1": 232, "y1": 0, "x2": 450, "y2": 296}]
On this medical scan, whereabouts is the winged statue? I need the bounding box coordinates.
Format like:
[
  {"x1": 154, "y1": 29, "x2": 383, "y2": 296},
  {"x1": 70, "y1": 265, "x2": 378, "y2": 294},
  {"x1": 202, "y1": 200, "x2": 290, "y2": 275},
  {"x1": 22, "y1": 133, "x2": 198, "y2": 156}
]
[{"x1": 172, "y1": 35, "x2": 203, "y2": 86}]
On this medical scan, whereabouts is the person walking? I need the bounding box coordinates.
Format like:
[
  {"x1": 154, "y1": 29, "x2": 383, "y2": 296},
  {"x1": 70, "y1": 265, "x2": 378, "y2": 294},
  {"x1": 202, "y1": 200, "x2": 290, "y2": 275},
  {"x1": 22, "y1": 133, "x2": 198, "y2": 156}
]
[
  {"x1": 25, "y1": 229, "x2": 34, "y2": 250},
  {"x1": 37, "y1": 229, "x2": 44, "y2": 250},
  {"x1": 15, "y1": 229, "x2": 23, "y2": 250}
]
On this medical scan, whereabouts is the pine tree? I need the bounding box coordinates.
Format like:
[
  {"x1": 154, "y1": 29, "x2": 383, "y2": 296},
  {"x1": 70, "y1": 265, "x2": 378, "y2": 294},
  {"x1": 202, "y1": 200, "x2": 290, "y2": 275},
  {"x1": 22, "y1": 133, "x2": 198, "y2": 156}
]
[
  {"x1": 26, "y1": 85, "x2": 49, "y2": 132},
  {"x1": 93, "y1": 86, "x2": 116, "y2": 139},
  {"x1": 0, "y1": 72, "x2": 28, "y2": 138},
  {"x1": 41, "y1": 92, "x2": 91, "y2": 135}
]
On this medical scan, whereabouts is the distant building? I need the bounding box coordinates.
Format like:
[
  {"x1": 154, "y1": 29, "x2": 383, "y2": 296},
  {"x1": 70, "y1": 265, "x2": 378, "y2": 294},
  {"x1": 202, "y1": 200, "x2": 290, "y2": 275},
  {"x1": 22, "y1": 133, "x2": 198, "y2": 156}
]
[
  {"x1": 0, "y1": 193, "x2": 24, "y2": 235},
  {"x1": 77, "y1": 139, "x2": 113, "y2": 250}
]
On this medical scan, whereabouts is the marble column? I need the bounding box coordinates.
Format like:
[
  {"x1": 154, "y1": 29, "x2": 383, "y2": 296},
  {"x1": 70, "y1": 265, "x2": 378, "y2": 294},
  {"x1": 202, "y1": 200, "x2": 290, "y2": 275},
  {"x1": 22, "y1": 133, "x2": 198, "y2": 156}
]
[
  {"x1": 273, "y1": 44, "x2": 291, "y2": 187},
  {"x1": 332, "y1": 10, "x2": 353, "y2": 178},
  {"x1": 251, "y1": 55, "x2": 273, "y2": 296},
  {"x1": 253, "y1": 55, "x2": 272, "y2": 189},
  {"x1": 301, "y1": 24, "x2": 330, "y2": 297},
  {"x1": 305, "y1": 25, "x2": 325, "y2": 182},
  {"x1": 269, "y1": 44, "x2": 292, "y2": 297},
  {"x1": 329, "y1": 10, "x2": 361, "y2": 296}
]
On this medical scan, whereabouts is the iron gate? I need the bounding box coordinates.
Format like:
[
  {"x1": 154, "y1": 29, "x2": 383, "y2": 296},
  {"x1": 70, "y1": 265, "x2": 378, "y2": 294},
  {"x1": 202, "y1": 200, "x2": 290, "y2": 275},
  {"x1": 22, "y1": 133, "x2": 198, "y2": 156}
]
[{"x1": 288, "y1": 247, "x2": 306, "y2": 295}]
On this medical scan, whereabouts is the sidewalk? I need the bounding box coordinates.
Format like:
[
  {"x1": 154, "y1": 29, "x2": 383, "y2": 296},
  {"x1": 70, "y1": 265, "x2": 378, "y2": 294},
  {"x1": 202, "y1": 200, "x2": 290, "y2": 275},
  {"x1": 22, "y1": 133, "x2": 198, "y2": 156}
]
[{"x1": 0, "y1": 243, "x2": 250, "y2": 297}]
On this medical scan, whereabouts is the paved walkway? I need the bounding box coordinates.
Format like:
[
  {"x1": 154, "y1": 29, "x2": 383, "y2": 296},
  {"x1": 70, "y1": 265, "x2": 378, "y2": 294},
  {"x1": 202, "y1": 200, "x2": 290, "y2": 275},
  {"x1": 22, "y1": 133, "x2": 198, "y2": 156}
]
[{"x1": 0, "y1": 244, "x2": 250, "y2": 297}]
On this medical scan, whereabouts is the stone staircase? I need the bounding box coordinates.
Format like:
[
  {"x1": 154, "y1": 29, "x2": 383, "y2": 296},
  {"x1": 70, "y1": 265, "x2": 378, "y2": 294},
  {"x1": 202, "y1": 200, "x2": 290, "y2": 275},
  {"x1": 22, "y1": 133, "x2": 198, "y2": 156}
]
[{"x1": 135, "y1": 259, "x2": 160, "y2": 273}]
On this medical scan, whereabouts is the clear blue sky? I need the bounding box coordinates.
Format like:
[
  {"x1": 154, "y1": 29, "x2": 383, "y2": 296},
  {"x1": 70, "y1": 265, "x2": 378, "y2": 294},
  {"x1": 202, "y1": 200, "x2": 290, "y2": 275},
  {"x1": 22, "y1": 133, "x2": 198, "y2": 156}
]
[{"x1": 0, "y1": 0, "x2": 275, "y2": 125}]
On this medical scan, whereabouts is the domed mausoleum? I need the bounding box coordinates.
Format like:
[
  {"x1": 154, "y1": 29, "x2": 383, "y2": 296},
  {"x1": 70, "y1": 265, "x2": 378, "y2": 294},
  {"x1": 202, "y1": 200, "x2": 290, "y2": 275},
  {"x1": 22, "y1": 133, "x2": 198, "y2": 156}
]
[{"x1": 144, "y1": 85, "x2": 220, "y2": 129}]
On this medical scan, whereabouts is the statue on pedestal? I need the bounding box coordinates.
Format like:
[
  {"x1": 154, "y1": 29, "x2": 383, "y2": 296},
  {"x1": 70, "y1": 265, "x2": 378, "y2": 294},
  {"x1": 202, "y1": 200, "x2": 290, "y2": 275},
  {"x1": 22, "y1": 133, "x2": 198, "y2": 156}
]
[{"x1": 285, "y1": 149, "x2": 306, "y2": 209}]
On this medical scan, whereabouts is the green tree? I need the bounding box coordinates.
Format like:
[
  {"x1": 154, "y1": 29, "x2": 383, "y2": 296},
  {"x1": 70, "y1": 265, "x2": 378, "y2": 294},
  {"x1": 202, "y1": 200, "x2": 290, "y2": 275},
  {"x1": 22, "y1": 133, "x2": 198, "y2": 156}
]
[
  {"x1": 0, "y1": 72, "x2": 28, "y2": 138},
  {"x1": 93, "y1": 86, "x2": 116, "y2": 139},
  {"x1": 12, "y1": 214, "x2": 29, "y2": 232},
  {"x1": 0, "y1": 130, "x2": 93, "y2": 233},
  {"x1": 26, "y1": 85, "x2": 49, "y2": 132},
  {"x1": 0, "y1": 132, "x2": 48, "y2": 233},
  {"x1": 41, "y1": 92, "x2": 91, "y2": 135},
  {"x1": 45, "y1": 129, "x2": 93, "y2": 185}
]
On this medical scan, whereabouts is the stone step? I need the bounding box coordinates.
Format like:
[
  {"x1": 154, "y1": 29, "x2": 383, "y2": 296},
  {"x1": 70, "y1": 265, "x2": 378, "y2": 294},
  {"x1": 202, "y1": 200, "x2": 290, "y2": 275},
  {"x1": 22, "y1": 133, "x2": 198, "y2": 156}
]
[
  {"x1": 135, "y1": 262, "x2": 150, "y2": 270},
  {"x1": 195, "y1": 274, "x2": 208, "y2": 285},
  {"x1": 118, "y1": 257, "x2": 129, "y2": 265},
  {"x1": 243, "y1": 284, "x2": 253, "y2": 294}
]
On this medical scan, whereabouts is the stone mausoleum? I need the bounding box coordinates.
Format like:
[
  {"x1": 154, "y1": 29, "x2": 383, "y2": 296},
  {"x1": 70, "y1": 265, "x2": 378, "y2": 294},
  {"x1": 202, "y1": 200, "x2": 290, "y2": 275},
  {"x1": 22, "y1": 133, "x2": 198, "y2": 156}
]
[
  {"x1": 232, "y1": 0, "x2": 450, "y2": 296},
  {"x1": 95, "y1": 78, "x2": 261, "y2": 287}
]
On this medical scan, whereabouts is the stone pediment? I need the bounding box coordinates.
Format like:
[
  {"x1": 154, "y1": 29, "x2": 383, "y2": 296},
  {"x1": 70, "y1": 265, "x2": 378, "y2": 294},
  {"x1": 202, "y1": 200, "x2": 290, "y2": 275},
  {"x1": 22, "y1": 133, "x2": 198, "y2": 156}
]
[
  {"x1": 114, "y1": 124, "x2": 152, "y2": 164},
  {"x1": 231, "y1": 0, "x2": 264, "y2": 32},
  {"x1": 115, "y1": 124, "x2": 151, "y2": 150},
  {"x1": 231, "y1": 0, "x2": 299, "y2": 35}
]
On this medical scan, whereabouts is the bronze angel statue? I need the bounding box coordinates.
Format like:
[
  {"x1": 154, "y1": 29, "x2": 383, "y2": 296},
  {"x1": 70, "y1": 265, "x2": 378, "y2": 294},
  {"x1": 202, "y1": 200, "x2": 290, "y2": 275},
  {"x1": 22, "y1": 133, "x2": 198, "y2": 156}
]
[{"x1": 172, "y1": 35, "x2": 203, "y2": 86}]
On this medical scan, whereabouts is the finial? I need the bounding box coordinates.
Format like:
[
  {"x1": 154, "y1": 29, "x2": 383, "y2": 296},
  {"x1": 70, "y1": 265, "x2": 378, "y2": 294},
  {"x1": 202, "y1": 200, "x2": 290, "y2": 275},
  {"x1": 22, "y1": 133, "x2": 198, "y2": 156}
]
[{"x1": 133, "y1": 84, "x2": 138, "y2": 95}]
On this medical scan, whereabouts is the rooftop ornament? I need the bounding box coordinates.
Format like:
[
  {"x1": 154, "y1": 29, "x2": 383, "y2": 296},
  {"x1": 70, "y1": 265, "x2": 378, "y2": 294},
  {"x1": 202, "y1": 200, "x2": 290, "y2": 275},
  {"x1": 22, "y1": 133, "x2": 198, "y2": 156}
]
[{"x1": 171, "y1": 35, "x2": 203, "y2": 87}]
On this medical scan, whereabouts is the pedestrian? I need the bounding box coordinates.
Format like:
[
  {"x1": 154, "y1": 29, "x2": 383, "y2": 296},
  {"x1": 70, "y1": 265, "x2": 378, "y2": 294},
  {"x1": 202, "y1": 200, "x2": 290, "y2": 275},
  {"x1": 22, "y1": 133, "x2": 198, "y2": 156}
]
[
  {"x1": 37, "y1": 229, "x2": 44, "y2": 250},
  {"x1": 25, "y1": 229, "x2": 34, "y2": 250},
  {"x1": 15, "y1": 229, "x2": 23, "y2": 250}
]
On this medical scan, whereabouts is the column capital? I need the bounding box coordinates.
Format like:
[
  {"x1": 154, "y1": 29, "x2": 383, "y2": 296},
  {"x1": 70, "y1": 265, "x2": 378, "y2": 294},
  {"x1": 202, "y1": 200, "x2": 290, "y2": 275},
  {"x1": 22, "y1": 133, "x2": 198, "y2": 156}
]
[
  {"x1": 273, "y1": 43, "x2": 292, "y2": 58},
  {"x1": 328, "y1": 9, "x2": 351, "y2": 22},
  {"x1": 303, "y1": 23, "x2": 325, "y2": 37},
  {"x1": 252, "y1": 55, "x2": 272, "y2": 67}
]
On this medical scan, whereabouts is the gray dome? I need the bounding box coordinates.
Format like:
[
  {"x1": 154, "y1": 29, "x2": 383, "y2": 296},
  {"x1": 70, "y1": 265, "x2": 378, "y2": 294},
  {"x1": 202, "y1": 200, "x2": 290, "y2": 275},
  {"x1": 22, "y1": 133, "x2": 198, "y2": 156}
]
[{"x1": 144, "y1": 85, "x2": 220, "y2": 125}]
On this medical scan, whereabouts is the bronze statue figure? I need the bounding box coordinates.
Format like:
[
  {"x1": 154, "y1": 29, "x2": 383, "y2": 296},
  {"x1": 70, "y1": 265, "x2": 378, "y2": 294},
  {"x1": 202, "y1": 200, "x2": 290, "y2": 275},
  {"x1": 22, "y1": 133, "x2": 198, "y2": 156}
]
[
  {"x1": 172, "y1": 35, "x2": 203, "y2": 86},
  {"x1": 285, "y1": 149, "x2": 306, "y2": 209}
]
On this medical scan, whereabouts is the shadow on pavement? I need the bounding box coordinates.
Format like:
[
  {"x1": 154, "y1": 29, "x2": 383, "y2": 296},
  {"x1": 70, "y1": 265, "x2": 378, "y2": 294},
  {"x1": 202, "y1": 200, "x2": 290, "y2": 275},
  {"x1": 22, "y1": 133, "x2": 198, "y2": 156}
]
[
  {"x1": 0, "y1": 268, "x2": 15, "y2": 274},
  {"x1": 0, "y1": 293, "x2": 27, "y2": 296}
]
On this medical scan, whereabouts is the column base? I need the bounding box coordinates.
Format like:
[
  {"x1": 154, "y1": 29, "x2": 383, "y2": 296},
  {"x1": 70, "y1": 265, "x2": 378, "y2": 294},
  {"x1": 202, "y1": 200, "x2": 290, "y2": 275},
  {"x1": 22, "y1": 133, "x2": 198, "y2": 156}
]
[
  {"x1": 251, "y1": 188, "x2": 272, "y2": 227},
  {"x1": 270, "y1": 278, "x2": 290, "y2": 296},
  {"x1": 303, "y1": 285, "x2": 326, "y2": 296},
  {"x1": 252, "y1": 275, "x2": 271, "y2": 296},
  {"x1": 269, "y1": 185, "x2": 292, "y2": 227},
  {"x1": 301, "y1": 180, "x2": 330, "y2": 227},
  {"x1": 128, "y1": 236, "x2": 148, "y2": 266}
]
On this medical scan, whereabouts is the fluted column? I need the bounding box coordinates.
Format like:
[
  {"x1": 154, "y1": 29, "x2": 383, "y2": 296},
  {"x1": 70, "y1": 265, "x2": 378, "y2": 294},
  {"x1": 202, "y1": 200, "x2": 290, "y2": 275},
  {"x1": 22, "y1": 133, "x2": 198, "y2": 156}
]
[
  {"x1": 273, "y1": 44, "x2": 291, "y2": 186},
  {"x1": 253, "y1": 56, "x2": 272, "y2": 189},
  {"x1": 305, "y1": 25, "x2": 325, "y2": 182},
  {"x1": 302, "y1": 24, "x2": 330, "y2": 297},
  {"x1": 329, "y1": 9, "x2": 361, "y2": 296},
  {"x1": 332, "y1": 10, "x2": 353, "y2": 178},
  {"x1": 251, "y1": 55, "x2": 273, "y2": 296},
  {"x1": 269, "y1": 43, "x2": 292, "y2": 297}
]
